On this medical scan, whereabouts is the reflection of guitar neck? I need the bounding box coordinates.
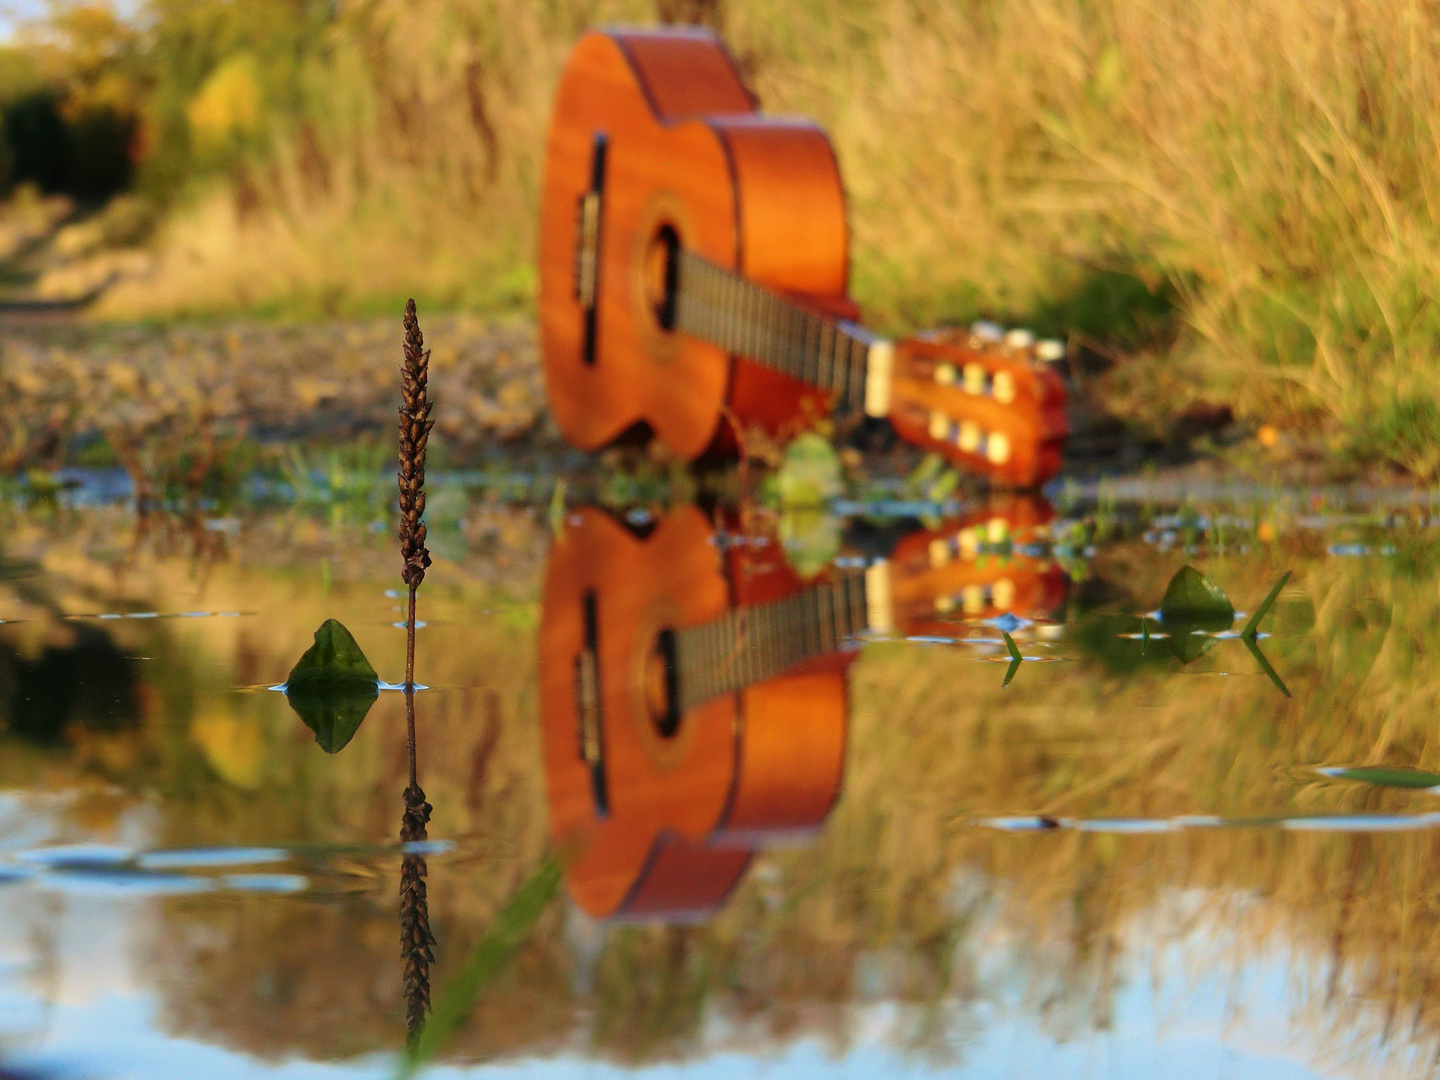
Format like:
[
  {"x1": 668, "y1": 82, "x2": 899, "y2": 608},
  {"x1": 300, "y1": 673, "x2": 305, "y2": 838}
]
[
  {"x1": 673, "y1": 250, "x2": 894, "y2": 418},
  {"x1": 674, "y1": 562, "x2": 892, "y2": 712}
]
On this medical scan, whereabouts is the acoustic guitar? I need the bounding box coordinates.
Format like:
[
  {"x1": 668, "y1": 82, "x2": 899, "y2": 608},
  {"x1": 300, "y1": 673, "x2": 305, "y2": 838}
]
[
  {"x1": 538, "y1": 27, "x2": 1068, "y2": 488},
  {"x1": 539, "y1": 499, "x2": 1066, "y2": 920}
]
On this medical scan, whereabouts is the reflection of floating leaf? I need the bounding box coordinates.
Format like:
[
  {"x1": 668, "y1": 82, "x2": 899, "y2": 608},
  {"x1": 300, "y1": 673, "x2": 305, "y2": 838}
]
[
  {"x1": 1160, "y1": 565, "x2": 1234, "y2": 663},
  {"x1": 284, "y1": 619, "x2": 378, "y2": 753},
  {"x1": 1318, "y1": 765, "x2": 1440, "y2": 790}
]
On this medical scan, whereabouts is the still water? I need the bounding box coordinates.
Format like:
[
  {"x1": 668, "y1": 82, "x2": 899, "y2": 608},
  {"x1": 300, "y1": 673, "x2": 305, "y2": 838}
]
[{"x1": 3, "y1": 480, "x2": 1440, "y2": 1078}]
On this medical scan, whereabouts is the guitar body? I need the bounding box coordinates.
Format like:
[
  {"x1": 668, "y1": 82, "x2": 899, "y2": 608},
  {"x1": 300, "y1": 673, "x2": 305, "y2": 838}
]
[
  {"x1": 540, "y1": 506, "x2": 848, "y2": 920},
  {"x1": 539, "y1": 29, "x2": 850, "y2": 457}
]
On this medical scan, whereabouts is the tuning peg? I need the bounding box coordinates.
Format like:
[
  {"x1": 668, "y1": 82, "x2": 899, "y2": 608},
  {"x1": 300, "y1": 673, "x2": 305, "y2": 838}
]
[
  {"x1": 971, "y1": 320, "x2": 1004, "y2": 343},
  {"x1": 958, "y1": 420, "x2": 982, "y2": 453},
  {"x1": 1004, "y1": 328, "x2": 1035, "y2": 350},
  {"x1": 1036, "y1": 339, "x2": 1066, "y2": 362},
  {"x1": 985, "y1": 431, "x2": 1011, "y2": 465},
  {"x1": 993, "y1": 578, "x2": 1016, "y2": 610},
  {"x1": 992, "y1": 370, "x2": 1016, "y2": 404},
  {"x1": 962, "y1": 362, "x2": 987, "y2": 395},
  {"x1": 934, "y1": 362, "x2": 957, "y2": 385}
]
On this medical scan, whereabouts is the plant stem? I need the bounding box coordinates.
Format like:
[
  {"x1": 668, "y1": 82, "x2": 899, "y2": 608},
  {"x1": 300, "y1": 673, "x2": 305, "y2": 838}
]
[{"x1": 406, "y1": 581, "x2": 418, "y2": 788}]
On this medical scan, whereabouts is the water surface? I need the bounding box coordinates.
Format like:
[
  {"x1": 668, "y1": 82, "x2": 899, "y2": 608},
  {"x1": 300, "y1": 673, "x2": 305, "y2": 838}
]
[{"x1": 2, "y1": 487, "x2": 1439, "y2": 1078}]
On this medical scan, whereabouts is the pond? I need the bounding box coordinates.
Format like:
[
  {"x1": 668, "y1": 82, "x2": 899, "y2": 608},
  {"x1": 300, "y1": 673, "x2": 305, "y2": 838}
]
[{"x1": 3, "y1": 474, "x2": 1440, "y2": 1078}]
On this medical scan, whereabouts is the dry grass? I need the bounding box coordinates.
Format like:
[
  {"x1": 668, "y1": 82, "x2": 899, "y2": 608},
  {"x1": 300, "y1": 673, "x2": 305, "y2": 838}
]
[{"x1": 68, "y1": 0, "x2": 1440, "y2": 472}]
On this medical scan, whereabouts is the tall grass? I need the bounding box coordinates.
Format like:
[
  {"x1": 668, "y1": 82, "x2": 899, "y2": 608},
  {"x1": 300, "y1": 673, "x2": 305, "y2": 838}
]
[{"x1": 58, "y1": 0, "x2": 1440, "y2": 470}]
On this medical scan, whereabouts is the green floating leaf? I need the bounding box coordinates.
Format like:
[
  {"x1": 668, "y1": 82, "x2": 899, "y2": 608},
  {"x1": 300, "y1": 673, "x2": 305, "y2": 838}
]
[
  {"x1": 400, "y1": 858, "x2": 562, "y2": 1077},
  {"x1": 1318, "y1": 765, "x2": 1440, "y2": 790},
  {"x1": 284, "y1": 619, "x2": 379, "y2": 753},
  {"x1": 1159, "y1": 565, "x2": 1234, "y2": 664},
  {"x1": 1242, "y1": 570, "x2": 1291, "y2": 639}
]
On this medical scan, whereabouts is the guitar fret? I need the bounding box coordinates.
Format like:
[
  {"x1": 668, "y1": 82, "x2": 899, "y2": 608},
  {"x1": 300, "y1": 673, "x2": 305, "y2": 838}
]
[
  {"x1": 765, "y1": 288, "x2": 779, "y2": 371},
  {"x1": 744, "y1": 284, "x2": 759, "y2": 364},
  {"x1": 817, "y1": 585, "x2": 834, "y2": 654},
  {"x1": 843, "y1": 334, "x2": 862, "y2": 409},
  {"x1": 778, "y1": 302, "x2": 794, "y2": 381}
]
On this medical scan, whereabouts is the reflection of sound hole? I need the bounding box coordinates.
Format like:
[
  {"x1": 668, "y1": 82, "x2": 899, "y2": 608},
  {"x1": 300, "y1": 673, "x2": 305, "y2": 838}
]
[
  {"x1": 645, "y1": 628, "x2": 680, "y2": 738},
  {"x1": 644, "y1": 224, "x2": 679, "y2": 332}
]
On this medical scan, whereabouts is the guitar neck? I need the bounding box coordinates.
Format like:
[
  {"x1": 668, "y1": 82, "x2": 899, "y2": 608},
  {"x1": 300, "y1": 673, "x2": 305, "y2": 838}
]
[
  {"x1": 674, "y1": 250, "x2": 894, "y2": 418},
  {"x1": 673, "y1": 562, "x2": 893, "y2": 712}
]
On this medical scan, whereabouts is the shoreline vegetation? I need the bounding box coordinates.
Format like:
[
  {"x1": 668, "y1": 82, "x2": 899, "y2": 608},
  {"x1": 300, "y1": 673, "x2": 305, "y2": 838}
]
[{"x1": 2, "y1": 0, "x2": 1440, "y2": 476}]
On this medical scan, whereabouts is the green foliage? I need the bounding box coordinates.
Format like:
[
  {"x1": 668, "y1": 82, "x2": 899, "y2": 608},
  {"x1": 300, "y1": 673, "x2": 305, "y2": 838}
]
[
  {"x1": 1159, "y1": 565, "x2": 1234, "y2": 664},
  {"x1": 1319, "y1": 766, "x2": 1440, "y2": 791},
  {"x1": 1241, "y1": 571, "x2": 1291, "y2": 640},
  {"x1": 401, "y1": 858, "x2": 563, "y2": 1076},
  {"x1": 1001, "y1": 630, "x2": 1021, "y2": 688},
  {"x1": 284, "y1": 618, "x2": 379, "y2": 753},
  {"x1": 775, "y1": 433, "x2": 842, "y2": 508}
]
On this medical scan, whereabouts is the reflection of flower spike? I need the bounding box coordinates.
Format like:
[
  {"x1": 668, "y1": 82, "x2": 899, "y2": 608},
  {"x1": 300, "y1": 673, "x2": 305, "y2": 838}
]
[{"x1": 400, "y1": 782, "x2": 435, "y2": 1043}]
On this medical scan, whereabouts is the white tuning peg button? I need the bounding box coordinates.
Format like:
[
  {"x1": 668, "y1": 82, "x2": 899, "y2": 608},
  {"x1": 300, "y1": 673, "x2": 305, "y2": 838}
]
[
  {"x1": 992, "y1": 370, "x2": 1016, "y2": 404},
  {"x1": 971, "y1": 321, "x2": 1004, "y2": 343},
  {"x1": 1004, "y1": 329, "x2": 1036, "y2": 349},
  {"x1": 1036, "y1": 339, "x2": 1066, "y2": 361}
]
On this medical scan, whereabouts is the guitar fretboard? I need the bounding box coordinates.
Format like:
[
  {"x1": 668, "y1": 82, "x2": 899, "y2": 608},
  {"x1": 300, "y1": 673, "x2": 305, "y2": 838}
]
[
  {"x1": 673, "y1": 250, "x2": 888, "y2": 415},
  {"x1": 673, "y1": 568, "x2": 880, "y2": 713}
]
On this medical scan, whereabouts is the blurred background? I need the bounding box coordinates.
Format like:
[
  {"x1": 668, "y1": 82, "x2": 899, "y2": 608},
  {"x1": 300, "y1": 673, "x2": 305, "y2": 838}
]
[{"x1": 0, "y1": 0, "x2": 1435, "y2": 479}]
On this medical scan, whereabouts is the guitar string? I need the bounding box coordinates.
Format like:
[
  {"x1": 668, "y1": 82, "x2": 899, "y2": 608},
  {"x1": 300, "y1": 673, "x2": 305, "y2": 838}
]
[
  {"x1": 673, "y1": 571, "x2": 869, "y2": 714},
  {"x1": 673, "y1": 250, "x2": 883, "y2": 413}
]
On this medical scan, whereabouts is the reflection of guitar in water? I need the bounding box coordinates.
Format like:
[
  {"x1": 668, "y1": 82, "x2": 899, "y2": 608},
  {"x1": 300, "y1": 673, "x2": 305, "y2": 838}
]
[
  {"x1": 538, "y1": 28, "x2": 1067, "y2": 487},
  {"x1": 539, "y1": 499, "x2": 1067, "y2": 921}
]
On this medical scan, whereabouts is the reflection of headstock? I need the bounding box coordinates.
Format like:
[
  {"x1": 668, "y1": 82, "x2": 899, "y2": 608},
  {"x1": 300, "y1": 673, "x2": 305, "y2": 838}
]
[
  {"x1": 880, "y1": 495, "x2": 1068, "y2": 637},
  {"x1": 539, "y1": 497, "x2": 1068, "y2": 922},
  {"x1": 887, "y1": 327, "x2": 1068, "y2": 488}
]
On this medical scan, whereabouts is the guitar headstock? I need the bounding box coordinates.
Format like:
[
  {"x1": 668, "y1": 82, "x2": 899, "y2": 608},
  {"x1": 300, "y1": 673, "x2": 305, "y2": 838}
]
[{"x1": 886, "y1": 323, "x2": 1069, "y2": 488}]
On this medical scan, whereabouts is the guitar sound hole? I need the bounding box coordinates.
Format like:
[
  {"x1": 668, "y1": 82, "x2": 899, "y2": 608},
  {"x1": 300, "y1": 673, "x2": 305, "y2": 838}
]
[
  {"x1": 645, "y1": 225, "x2": 680, "y2": 332},
  {"x1": 645, "y1": 628, "x2": 681, "y2": 738}
]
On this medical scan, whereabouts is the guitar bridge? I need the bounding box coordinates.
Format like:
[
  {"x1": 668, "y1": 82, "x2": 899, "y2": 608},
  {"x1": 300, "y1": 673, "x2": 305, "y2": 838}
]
[
  {"x1": 574, "y1": 191, "x2": 601, "y2": 308},
  {"x1": 575, "y1": 589, "x2": 609, "y2": 816},
  {"x1": 573, "y1": 133, "x2": 608, "y2": 367}
]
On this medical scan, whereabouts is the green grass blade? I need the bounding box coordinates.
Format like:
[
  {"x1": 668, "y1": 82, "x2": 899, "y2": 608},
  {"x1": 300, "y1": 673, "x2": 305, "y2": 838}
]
[
  {"x1": 1001, "y1": 631, "x2": 1022, "y2": 688},
  {"x1": 399, "y1": 858, "x2": 563, "y2": 1078},
  {"x1": 1241, "y1": 570, "x2": 1291, "y2": 640},
  {"x1": 1002, "y1": 630, "x2": 1022, "y2": 663},
  {"x1": 1242, "y1": 633, "x2": 1291, "y2": 698}
]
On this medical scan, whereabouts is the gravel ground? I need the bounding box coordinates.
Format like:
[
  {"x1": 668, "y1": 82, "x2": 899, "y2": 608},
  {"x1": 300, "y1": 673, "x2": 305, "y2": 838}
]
[{"x1": 0, "y1": 313, "x2": 553, "y2": 480}]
